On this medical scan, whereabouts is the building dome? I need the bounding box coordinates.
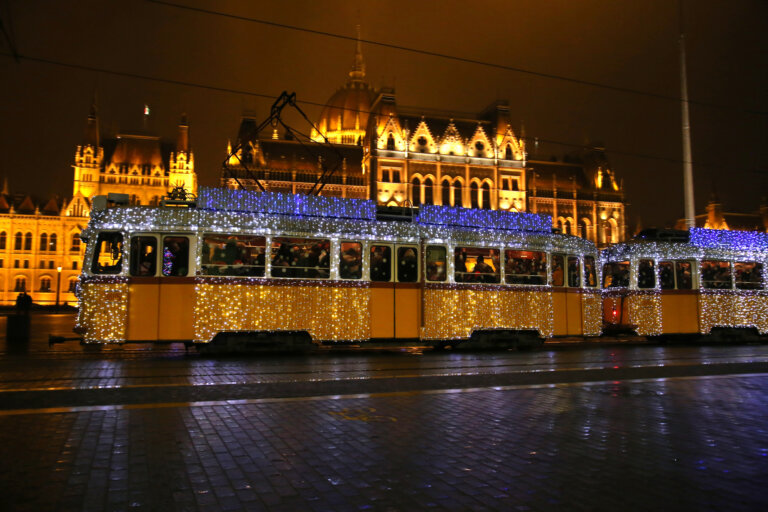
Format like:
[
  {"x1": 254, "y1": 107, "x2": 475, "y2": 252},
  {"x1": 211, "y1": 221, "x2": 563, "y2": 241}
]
[{"x1": 312, "y1": 28, "x2": 373, "y2": 145}]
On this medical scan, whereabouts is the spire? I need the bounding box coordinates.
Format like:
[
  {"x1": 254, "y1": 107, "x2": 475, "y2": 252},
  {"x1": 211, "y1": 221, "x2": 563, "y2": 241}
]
[
  {"x1": 1, "y1": 177, "x2": 8, "y2": 195},
  {"x1": 84, "y1": 97, "x2": 100, "y2": 148},
  {"x1": 177, "y1": 113, "x2": 189, "y2": 153},
  {"x1": 348, "y1": 25, "x2": 365, "y2": 83}
]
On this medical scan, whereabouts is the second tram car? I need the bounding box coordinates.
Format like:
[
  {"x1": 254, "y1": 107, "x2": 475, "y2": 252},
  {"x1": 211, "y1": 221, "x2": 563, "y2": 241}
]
[
  {"x1": 601, "y1": 228, "x2": 768, "y2": 340},
  {"x1": 75, "y1": 187, "x2": 602, "y2": 349}
]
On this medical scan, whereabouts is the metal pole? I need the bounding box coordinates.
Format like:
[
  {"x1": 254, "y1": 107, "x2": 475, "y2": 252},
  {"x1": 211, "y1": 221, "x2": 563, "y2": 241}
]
[
  {"x1": 56, "y1": 266, "x2": 62, "y2": 311},
  {"x1": 680, "y1": 4, "x2": 695, "y2": 229}
]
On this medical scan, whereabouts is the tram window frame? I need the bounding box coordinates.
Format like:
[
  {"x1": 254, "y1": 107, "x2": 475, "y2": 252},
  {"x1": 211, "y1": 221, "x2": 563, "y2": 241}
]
[
  {"x1": 370, "y1": 244, "x2": 393, "y2": 282},
  {"x1": 551, "y1": 253, "x2": 565, "y2": 287},
  {"x1": 129, "y1": 235, "x2": 158, "y2": 277},
  {"x1": 567, "y1": 255, "x2": 581, "y2": 288},
  {"x1": 734, "y1": 261, "x2": 764, "y2": 290},
  {"x1": 583, "y1": 255, "x2": 597, "y2": 288},
  {"x1": 637, "y1": 259, "x2": 656, "y2": 289},
  {"x1": 339, "y1": 241, "x2": 363, "y2": 280},
  {"x1": 700, "y1": 260, "x2": 732, "y2": 289},
  {"x1": 659, "y1": 261, "x2": 675, "y2": 289},
  {"x1": 675, "y1": 261, "x2": 694, "y2": 289},
  {"x1": 91, "y1": 231, "x2": 124, "y2": 275},
  {"x1": 454, "y1": 246, "x2": 500, "y2": 284},
  {"x1": 161, "y1": 235, "x2": 190, "y2": 277},
  {"x1": 425, "y1": 245, "x2": 447, "y2": 282},
  {"x1": 270, "y1": 237, "x2": 331, "y2": 279},
  {"x1": 396, "y1": 245, "x2": 419, "y2": 283},
  {"x1": 200, "y1": 234, "x2": 266, "y2": 277},
  {"x1": 602, "y1": 261, "x2": 630, "y2": 288},
  {"x1": 504, "y1": 249, "x2": 546, "y2": 285}
]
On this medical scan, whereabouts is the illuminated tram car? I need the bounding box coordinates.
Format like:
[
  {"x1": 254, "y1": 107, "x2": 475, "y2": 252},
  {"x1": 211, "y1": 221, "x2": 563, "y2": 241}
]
[
  {"x1": 601, "y1": 228, "x2": 768, "y2": 340},
  {"x1": 75, "y1": 187, "x2": 602, "y2": 349}
]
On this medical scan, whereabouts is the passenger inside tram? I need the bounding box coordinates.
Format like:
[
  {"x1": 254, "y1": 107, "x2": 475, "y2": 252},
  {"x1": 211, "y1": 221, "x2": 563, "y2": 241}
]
[
  {"x1": 504, "y1": 250, "x2": 547, "y2": 285},
  {"x1": 454, "y1": 247, "x2": 500, "y2": 283},
  {"x1": 271, "y1": 238, "x2": 330, "y2": 278},
  {"x1": 370, "y1": 245, "x2": 391, "y2": 281},
  {"x1": 339, "y1": 243, "x2": 362, "y2": 279},
  {"x1": 602, "y1": 261, "x2": 630, "y2": 288}
]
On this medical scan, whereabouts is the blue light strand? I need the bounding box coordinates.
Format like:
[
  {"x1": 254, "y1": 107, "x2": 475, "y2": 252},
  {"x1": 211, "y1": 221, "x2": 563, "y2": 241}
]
[
  {"x1": 197, "y1": 187, "x2": 377, "y2": 221},
  {"x1": 417, "y1": 204, "x2": 551, "y2": 234},
  {"x1": 690, "y1": 228, "x2": 768, "y2": 253}
]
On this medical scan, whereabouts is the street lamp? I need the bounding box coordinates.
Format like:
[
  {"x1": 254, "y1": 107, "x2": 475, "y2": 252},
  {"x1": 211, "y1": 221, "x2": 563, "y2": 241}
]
[{"x1": 56, "y1": 266, "x2": 62, "y2": 312}]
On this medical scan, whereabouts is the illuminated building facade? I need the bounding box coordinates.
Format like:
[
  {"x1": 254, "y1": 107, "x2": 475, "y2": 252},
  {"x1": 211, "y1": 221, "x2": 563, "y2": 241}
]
[
  {"x1": 222, "y1": 35, "x2": 626, "y2": 246},
  {"x1": 674, "y1": 193, "x2": 768, "y2": 232},
  {"x1": 0, "y1": 104, "x2": 197, "y2": 305}
]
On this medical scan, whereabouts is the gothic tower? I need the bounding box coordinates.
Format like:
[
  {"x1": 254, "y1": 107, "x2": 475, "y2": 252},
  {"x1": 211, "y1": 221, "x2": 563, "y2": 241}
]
[
  {"x1": 169, "y1": 113, "x2": 197, "y2": 195},
  {"x1": 72, "y1": 102, "x2": 103, "y2": 201}
]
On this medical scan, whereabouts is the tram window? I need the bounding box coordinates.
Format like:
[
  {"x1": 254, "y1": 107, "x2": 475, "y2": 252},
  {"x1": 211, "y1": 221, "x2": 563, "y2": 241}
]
[
  {"x1": 701, "y1": 260, "x2": 731, "y2": 289},
  {"x1": 567, "y1": 256, "x2": 581, "y2": 287},
  {"x1": 425, "y1": 246, "x2": 447, "y2": 282},
  {"x1": 637, "y1": 259, "x2": 656, "y2": 289},
  {"x1": 735, "y1": 262, "x2": 764, "y2": 290},
  {"x1": 201, "y1": 234, "x2": 265, "y2": 277},
  {"x1": 370, "y1": 245, "x2": 392, "y2": 282},
  {"x1": 455, "y1": 247, "x2": 500, "y2": 284},
  {"x1": 271, "y1": 237, "x2": 330, "y2": 279},
  {"x1": 675, "y1": 261, "x2": 693, "y2": 289},
  {"x1": 397, "y1": 246, "x2": 419, "y2": 283},
  {"x1": 602, "y1": 261, "x2": 629, "y2": 288},
  {"x1": 551, "y1": 254, "x2": 565, "y2": 287},
  {"x1": 583, "y1": 255, "x2": 597, "y2": 288},
  {"x1": 162, "y1": 236, "x2": 189, "y2": 277},
  {"x1": 659, "y1": 261, "x2": 675, "y2": 289},
  {"x1": 339, "y1": 242, "x2": 363, "y2": 280},
  {"x1": 504, "y1": 250, "x2": 546, "y2": 285},
  {"x1": 130, "y1": 236, "x2": 157, "y2": 276},
  {"x1": 92, "y1": 232, "x2": 123, "y2": 274}
]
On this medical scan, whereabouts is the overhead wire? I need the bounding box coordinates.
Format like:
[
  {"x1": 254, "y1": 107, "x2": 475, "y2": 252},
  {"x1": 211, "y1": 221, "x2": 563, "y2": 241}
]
[{"x1": 2, "y1": 50, "x2": 765, "y2": 178}]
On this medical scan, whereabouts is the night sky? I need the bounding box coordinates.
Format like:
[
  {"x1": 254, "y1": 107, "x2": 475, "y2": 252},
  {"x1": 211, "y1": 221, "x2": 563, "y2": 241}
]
[{"x1": 1, "y1": 0, "x2": 766, "y2": 229}]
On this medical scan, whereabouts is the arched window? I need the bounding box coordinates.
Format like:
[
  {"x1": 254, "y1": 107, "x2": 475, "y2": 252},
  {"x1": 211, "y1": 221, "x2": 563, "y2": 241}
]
[
  {"x1": 39, "y1": 233, "x2": 48, "y2": 252},
  {"x1": 505, "y1": 145, "x2": 513, "y2": 160},
  {"x1": 0, "y1": 231, "x2": 5, "y2": 250},
  {"x1": 386, "y1": 133, "x2": 395, "y2": 151},
  {"x1": 24, "y1": 232, "x2": 32, "y2": 251},
  {"x1": 14, "y1": 232, "x2": 22, "y2": 251},
  {"x1": 441, "y1": 179, "x2": 452, "y2": 206},
  {"x1": 69, "y1": 278, "x2": 79, "y2": 293},
  {"x1": 579, "y1": 218, "x2": 591, "y2": 240},
  {"x1": 609, "y1": 218, "x2": 619, "y2": 244},
  {"x1": 71, "y1": 233, "x2": 81, "y2": 252},
  {"x1": 39, "y1": 277, "x2": 51, "y2": 292},
  {"x1": 49, "y1": 234, "x2": 57, "y2": 252},
  {"x1": 454, "y1": 180, "x2": 464, "y2": 208},
  {"x1": 564, "y1": 219, "x2": 573, "y2": 235},
  {"x1": 14, "y1": 277, "x2": 25, "y2": 292},
  {"x1": 470, "y1": 182, "x2": 479, "y2": 209},
  {"x1": 411, "y1": 177, "x2": 422, "y2": 207},
  {"x1": 423, "y1": 178, "x2": 434, "y2": 205},
  {"x1": 481, "y1": 182, "x2": 491, "y2": 209}
]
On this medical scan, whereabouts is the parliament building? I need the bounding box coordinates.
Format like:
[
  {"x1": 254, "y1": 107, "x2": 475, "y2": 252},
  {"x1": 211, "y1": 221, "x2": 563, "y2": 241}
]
[{"x1": 222, "y1": 36, "x2": 627, "y2": 247}]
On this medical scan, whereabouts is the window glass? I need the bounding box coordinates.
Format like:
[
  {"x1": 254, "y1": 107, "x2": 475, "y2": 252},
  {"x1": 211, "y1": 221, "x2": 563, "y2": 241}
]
[
  {"x1": 397, "y1": 246, "x2": 419, "y2": 282},
  {"x1": 700, "y1": 260, "x2": 731, "y2": 289},
  {"x1": 675, "y1": 261, "x2": 693, "y2": 289},
  {"x1": 551, "y1": 254, "x2": 565, "y2": 287},
  {"x1": 602, "y1": 261, "x2": 629, "y2": 288},
  {"x1": 504, "y1": 250, "x2": 546, "y2": 285},
  {"x1": 162, "y1": 236, "x2": 189, "y2": 277},
  {"x1": 201, "y1": 234, "x2": 265, "y2": 277},
  {"x1": 130, "y1": 236, "x2": 157, "y2": 276},
  {"x1": 637, "y1": 259, "x2": 656, "y2": 289},
  {"x1": 567, "y1": 256, "x2": 581, "y2": 287},
  {"x1": 455, "y1": 247, "x2": 500, "y2": 284},
  {"x1": 425, "y1": 246, "x2": 447, "y2": 282},
  {"x1": 370, "y1": 245, "x2": 392, "y2": 282},
  {"x1": 735, "y1": 262, "x2": 764, "y2": 290},
  {"x1": 271, "y1": 237, "x2": 330, "y2": 279},
  {"x1": 583, "y1": 255, "x2": 597, "y2": 288},
  {"x1": 659, "y1": 261, "x2": 675, "y2": 289},
  {"x1": 91, "y1": 232, "x2": 123, "y2": 274},
  {"x1": 339, "y1": 242, "x2": 363, "y2": 280}
]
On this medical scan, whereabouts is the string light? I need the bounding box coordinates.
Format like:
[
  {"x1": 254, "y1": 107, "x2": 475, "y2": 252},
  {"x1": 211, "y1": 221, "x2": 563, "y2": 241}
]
[{"x1": 75, "y1": 279, "x2": 129, "y2": 342}]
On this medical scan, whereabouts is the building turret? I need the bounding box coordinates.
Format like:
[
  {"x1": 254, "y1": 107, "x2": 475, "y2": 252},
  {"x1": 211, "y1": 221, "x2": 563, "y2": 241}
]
[
  {"x1": 169, "y1": 113, "x2": 197, "y2": 196},
  {"x1": 73, "y1": 101, "x2": 104, "y2": 200}
]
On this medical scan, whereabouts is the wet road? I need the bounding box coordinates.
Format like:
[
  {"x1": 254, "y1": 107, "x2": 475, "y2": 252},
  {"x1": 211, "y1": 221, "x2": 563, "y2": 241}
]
[{"x1": 1, "y1": 314, "x2": 767, "y2": 510}]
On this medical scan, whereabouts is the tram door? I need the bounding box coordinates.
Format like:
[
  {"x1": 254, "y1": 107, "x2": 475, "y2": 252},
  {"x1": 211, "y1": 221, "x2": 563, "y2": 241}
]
[
  {"x1": 369, "y1": 243, "x2": 421, "y2": 340},
  {"x1": 156, "y1": 235, "x2": 196, "y2": 341},
  {"x1": 551, "y1": 254, "x2": 584, "y2": 336},
  {"x1": 126, "y1": 234, "x2": 161, "y2": 340}
]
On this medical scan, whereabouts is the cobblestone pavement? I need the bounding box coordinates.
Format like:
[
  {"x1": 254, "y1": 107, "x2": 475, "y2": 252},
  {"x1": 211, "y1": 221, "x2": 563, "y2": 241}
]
[{"x1": 1, "y1": 373, "x2": 768, "y2": 511}]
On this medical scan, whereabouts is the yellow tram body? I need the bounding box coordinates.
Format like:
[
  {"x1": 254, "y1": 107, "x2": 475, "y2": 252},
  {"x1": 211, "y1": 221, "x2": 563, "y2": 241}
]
[
  {"x1": 76, "y1": 188, "x2": 602, "y2": 346},
  {"x1": 601, "y1": 229, "x2": 768, "y2": 337}
]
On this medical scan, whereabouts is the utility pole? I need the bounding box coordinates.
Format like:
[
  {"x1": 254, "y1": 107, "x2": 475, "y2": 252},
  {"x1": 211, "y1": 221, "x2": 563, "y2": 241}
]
[{"x1": 680, "y1": 1, "x2": 695, "y2": 229}]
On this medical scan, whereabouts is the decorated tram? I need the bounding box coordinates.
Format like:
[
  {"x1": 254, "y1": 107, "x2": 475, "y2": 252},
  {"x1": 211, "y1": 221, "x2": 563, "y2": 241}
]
[
  {"x1": 75, "y1": 187, "x2": 602, "y2": 348},
  {"x1": 601, "y1": 228, "x2": 768, "y2": 339}
]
